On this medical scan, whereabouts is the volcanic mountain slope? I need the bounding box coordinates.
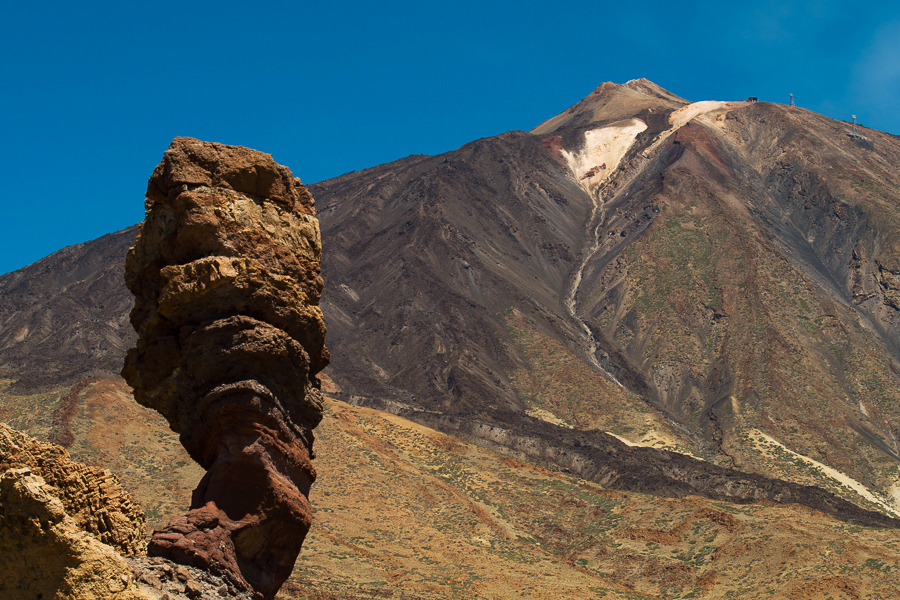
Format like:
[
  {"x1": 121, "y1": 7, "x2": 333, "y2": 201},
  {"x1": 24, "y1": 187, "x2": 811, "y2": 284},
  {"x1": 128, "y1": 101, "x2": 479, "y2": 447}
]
[
  {"x1": 310, "y1": 80, "x2": 690, "y2": 439},
  {"x1": 0, "y1": 225, "x2": 138, "y2": 391},
  {"x1": 311, "y1": 79, "x2": 900, "y2": 516},
  {"x1": 566, "y1": 89, "x2": 900, "y2": 508},
  {"x1": 2, "y1": 79, "x2": 900, "y2": 522}
]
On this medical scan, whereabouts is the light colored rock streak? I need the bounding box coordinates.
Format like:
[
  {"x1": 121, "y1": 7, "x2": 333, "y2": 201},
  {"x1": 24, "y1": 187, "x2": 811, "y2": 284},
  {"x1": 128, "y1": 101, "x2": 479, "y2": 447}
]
[
  {"x1": 889, "y1": 482, "x2": 900, "y2": 510},
  {"x1": 563, "y1": 100, "x2": 753, "y2": 391},
  {"x1": 604, "y1": 427, "x2": 700, "y2": 458},
  {"x1": 643, "y1": 100, "x2": 751, "y2": 156},
  {"x1": 749, "y1": 428, "x2": 900, "y2": 518},
  {"x1": 561, "y1": 119, "x2": 648, "y2": 195},
  {"x1": 525, "y1": 407, "x2": 573, "y2": 429},
  {"x1": 561, "y1": 121, "x2": 652, "y2": 387}
]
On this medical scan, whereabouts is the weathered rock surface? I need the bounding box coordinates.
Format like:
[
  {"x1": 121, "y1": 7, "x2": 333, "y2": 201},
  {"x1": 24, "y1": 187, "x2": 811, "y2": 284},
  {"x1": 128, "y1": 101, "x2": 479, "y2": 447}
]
[
  {"x1": 122, "y1": 137, "x2": 328, "y2": 599},
  {"x1": 0, "y1": 422, "x2": 145, "y2": 555},
  {"x1": 0, "y1": 467, "x2": 147, "y2": 600},
  {"x1": 0, "y1": 424, "x2": 150, "y2": 600},
  {"x1": 126, "y1": 557, "x2": 253, "y2": 600},
  {"x1": 0, "y1": 438, "x2": 246, "y2": 600}
]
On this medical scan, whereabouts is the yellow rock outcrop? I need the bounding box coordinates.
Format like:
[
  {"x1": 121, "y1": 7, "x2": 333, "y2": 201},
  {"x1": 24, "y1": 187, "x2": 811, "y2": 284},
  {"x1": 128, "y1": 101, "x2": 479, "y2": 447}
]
[{"x1": 0, "y1": 466, "x2": 152, "y2": 599}]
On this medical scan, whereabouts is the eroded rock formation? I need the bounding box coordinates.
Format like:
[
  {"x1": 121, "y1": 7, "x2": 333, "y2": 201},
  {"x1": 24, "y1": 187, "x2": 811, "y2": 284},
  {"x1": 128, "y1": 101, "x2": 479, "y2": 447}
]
[
  {"x1": 122, "y1": 137, "x2": 328, "y2": 599},
  {"x1": 0, "y1": 422, "x2": 146, "y2": 555},
  {"x1": 0, "y1": 423, "x2": 149, "y2": 599},
  {"x1": 0, "y1": 467, "x2": 150, "y2": 599}
]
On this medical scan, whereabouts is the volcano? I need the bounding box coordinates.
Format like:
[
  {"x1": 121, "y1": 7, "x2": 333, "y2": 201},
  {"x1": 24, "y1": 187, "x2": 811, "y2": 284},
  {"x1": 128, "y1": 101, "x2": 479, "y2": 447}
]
[{"x1": 3, "y1": 79, "x2": 900, "y2": 524}]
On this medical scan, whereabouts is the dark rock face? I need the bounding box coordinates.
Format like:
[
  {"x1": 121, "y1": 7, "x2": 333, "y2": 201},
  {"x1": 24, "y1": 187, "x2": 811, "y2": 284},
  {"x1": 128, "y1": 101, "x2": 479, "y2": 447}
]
[
  {"x1": 0, "y1": 226, "x2": 138, "y2": 392},
  {"x1": 122, "y1": 137, "x2": 328, "y2": 599},
  {"x1": 404, "y1": 412, "x2": 900, "y2": 530}
]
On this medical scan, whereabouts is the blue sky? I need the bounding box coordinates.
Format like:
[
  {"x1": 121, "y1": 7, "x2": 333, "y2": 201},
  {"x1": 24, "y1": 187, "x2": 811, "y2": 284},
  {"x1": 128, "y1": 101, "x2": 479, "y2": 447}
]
[{"x1": 1, "y1": 0, "x2": 898, "y2": 275}]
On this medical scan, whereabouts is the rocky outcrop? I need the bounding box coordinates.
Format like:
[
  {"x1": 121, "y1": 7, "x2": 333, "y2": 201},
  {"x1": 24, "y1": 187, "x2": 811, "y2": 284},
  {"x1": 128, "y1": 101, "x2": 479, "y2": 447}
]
[
  {"x1": 0, "y1": 429, "x2": 249, "y2": 600},
  {"x1": 126, "y1": 557, "x2": 254, "y2": 600},
  {"x1": 122, "y1": 138, "x2": 328, "y2": 599},
  {"x1": 0, "y1": 422, "x2": 145, "y2": 555},
  {"x1": 0, "y1": 423, "x2": 151, "y2": 599},
  {"x1": 0, "y1": 466, "x2": 151, "y2": 600}
]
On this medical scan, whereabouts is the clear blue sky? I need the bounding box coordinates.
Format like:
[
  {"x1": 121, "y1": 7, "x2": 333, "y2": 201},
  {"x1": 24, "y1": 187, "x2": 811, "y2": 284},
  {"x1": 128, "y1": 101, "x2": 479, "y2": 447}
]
[{"x1": 1, "y1": 0, "x2": 898, "y2": 276}]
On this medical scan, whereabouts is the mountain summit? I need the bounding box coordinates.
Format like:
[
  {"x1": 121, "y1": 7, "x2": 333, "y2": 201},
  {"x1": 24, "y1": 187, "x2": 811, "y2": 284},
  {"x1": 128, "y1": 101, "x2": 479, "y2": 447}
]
[{"x1": 532, "y1": 78, "x2": 689, "y2": 134}]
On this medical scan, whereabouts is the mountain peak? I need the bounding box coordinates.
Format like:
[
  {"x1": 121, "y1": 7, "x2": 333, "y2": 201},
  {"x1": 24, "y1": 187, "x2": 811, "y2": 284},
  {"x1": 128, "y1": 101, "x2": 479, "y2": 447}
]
[
  {"x1": 532, "y1": 79, "x2": 689, "y2": 135},
  {"x1": 622, "y1": 78, "x2": 689, "y2": 102}
]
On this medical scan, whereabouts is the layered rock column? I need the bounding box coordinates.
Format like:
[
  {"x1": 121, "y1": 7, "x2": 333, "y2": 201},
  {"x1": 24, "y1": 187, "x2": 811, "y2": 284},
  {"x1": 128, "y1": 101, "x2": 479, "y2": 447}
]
[{"x1": 122, "y1": 137, "x2": 329, "y2": 599}]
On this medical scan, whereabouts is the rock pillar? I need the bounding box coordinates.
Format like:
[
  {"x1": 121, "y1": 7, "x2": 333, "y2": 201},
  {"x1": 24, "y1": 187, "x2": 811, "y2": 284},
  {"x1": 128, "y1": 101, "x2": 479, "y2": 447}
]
[{"x1": 122, "y1": 137, "x2": 328, "y2": 599}]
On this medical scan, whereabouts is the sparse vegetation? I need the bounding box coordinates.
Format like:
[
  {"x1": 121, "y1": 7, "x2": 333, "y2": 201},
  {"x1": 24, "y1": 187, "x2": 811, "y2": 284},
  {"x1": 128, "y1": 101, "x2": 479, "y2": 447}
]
[{"x1": 275, "y1": 396, "x2": 900, "y2": 599}]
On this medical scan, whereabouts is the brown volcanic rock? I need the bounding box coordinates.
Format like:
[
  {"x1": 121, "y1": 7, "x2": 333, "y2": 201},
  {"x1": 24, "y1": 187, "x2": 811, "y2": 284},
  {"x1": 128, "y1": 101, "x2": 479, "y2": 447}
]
[
  {"x1": 122, "y1": 137, "x2": 328, "y2": 599},
  {"x1": 144, "y1": 137, "x2": 316, "y2": 215},
  {"x1": 0, "y1": 422, "x2": 146, "y2": 555},
  {"x1": 0, "y1": 429, "x2": 245, "y2": 600}
]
